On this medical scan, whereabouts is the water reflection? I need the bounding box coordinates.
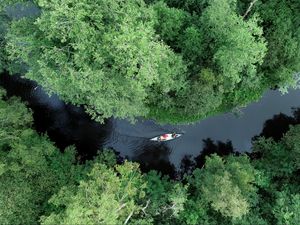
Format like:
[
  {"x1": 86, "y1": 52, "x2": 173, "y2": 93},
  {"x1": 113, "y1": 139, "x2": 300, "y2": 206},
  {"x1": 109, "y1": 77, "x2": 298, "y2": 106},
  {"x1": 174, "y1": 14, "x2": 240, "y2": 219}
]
[
  {"x1": 194, "y1": 139, "x2": 236, "y2": 167},
  {"x1": 256, "y1": 108, "x2": 300, "y2": 141},
  {"x1": 179, "y1": 139, "x2": 237, "y2": 177},
  {"x1": 179, "y1": 108, "x2": 300, "y2": 176},
  {"x1": 5, "y1": 1, "x2": 41, "y2": 20},
  {"x1": 133, "y1": 142, "x2": 176, "y2": 178},
  {"x1": 0, "y1": 72, "x2": 113, "y2": 161}
]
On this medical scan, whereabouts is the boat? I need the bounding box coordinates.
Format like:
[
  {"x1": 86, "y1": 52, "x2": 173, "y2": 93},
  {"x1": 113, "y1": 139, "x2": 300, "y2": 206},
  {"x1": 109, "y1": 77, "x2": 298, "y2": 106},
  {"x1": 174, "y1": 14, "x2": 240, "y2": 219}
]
[{"x1": 150, "y1": 133, "x2": 182, "y2": 142}]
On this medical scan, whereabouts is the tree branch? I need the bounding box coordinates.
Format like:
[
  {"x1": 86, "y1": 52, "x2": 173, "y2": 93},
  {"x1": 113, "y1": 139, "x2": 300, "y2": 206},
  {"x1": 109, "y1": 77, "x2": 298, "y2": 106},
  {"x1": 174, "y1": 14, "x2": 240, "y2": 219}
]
[
  {"x1": 142, "y1": 200, "x2": 151, "y2": 215},
  {"x1": 243, "y1": 0, "x2": 258, "y2": 19},
  {"x1": 124, "y1": 211, "x2": 134, "y2": 225},
  {"x1": 117, "y1": 203, "x2": 127, "y2": 212}
]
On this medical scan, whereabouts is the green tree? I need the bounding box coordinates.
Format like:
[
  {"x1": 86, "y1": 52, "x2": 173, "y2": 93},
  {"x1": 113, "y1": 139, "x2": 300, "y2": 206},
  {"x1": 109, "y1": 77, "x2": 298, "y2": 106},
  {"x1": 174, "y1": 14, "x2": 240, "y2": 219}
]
[
  {"x1": 250, "y1": 124, "x2": 300, "y2": 225},
  {"x1": 189, "y1": 154, "x2": 258, "y2": 220},
  {"x1": 148, "y1": 0, "x2": 267, "y2": 123},
  {"x1": 143, "y1": 171, "x2": 187, "y2": 224},
  {"x1": 0, "y1": 89, "x2": 32, "y2": 146},
  {"x1": 255, "y1": 0, "x2": 300, "y2": 90},
  {"x1": 41, "y1": 164, "x2": 188, "y2": 225},
  {"x1": 273, "y1": 191, "x2": 300, "y2": 225},
  {"x1": 152, "y1": 1, "x2": 190, "y2": 50},
  {"x1": 5, "y1": 0, "x2": 187, "y2": 123},
  {"x1": 0, "y1": 88, "x2": 85, "y2": 225},
  {"x1": 41, "y1": 161, "x2": 150, "y2": 225},
  {"x1": 253, "y1": 125, "x2": 300, "y2": 178},
  {"x1": 199, "y1": 0, "x2": 267, "y2": 110}
]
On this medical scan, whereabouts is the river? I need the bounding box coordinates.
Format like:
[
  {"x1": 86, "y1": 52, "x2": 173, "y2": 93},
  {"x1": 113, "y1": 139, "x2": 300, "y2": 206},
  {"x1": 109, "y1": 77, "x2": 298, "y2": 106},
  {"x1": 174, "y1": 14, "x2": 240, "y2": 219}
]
[{"x1": 1, "y1": 72, "x2": 300, "y2": 177}]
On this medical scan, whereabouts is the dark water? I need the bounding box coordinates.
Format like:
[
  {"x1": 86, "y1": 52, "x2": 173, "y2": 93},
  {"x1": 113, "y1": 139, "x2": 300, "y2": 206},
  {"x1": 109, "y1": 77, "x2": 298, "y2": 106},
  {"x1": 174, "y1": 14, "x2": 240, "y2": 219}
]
[
  {"x1": 111, "y1": 89, "x2": 300, "y2": 165},
  {"x1": 1, "y1": 72, "x2": 300, "y2": 177}
]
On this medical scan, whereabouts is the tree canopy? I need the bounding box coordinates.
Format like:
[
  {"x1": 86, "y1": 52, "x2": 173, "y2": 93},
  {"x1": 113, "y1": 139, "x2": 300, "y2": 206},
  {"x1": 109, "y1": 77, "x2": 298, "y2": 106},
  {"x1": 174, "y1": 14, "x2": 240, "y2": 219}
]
[
  {"x1": 255, "y1": 0, "x2": 300, "y2": 91},
  {"x1": 4, "y1": 0, "x2": 187, "y2": 122},
  {"x1": 1, "y1": 87, "x2": 300, "y2": 224},
  {"x1": 0, "y1": 0, "x2": 298, "y2": 123},
  {"x1": 1, "y1": 0, "x2": 300, "y2": 223},
  {"x1": 0, "y1": 88, "x2": 86, "y2": 225}
]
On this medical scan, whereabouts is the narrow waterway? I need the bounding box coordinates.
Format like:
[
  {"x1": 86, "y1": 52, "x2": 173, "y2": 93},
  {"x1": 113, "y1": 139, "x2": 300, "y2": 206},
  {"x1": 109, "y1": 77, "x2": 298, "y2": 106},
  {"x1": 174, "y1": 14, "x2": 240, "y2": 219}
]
[
  {"x1": 1, "y1": 73, "x2": 300, "y2": 175},
  {"x1": 110, "y1": 89, "x2": 300, "y2": 165}
]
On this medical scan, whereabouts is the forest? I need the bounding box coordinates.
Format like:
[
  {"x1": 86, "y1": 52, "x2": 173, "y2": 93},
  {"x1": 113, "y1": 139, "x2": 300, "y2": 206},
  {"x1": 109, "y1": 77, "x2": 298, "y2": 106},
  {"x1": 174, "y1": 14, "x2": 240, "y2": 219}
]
[
  {"x1": 0, "y1": 0, "x2": 300, "y2": 224},
  {"x1": 1, "y1": 86, "x2": 300, "y2": 224},
  {"x1": 1, "y1": 0, "x2": 299, "y2": 123}
]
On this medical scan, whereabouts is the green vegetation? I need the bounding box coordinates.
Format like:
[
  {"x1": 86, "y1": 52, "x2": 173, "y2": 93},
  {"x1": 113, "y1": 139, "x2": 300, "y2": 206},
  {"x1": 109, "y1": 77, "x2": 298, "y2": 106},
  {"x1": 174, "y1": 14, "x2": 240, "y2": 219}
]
[
  {"x1": 1, "y1": 0, "x2": 300, "y2": 224},
  {"x1": 3, "y1": 0, "x2": 187, "y2": 122},
  {"x1": 0, "y1": 0, "x2": 299, "y2": 123},
  {"x1": 1, "y1": 0, "x2": 300, "y2": 223},
  {"x1": 0, "y1": 89, "x2": 86, "y2": 225},
  {"x1": 255, "y1": 0, "x2": 300, "y2": 91},
  {"x1": 0, "y1": 9, "x2": 8, "y2": 73},
  {"x1": 1, "y1": 87, "x2": 300, "y2": 224},
  {"x1": 0, "y1": 88, "x2": 135, "y2": 224}
]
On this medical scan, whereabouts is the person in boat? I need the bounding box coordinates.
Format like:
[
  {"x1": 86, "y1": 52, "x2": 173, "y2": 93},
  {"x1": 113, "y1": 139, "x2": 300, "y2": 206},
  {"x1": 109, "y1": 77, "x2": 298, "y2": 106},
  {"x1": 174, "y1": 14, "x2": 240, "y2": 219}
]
[
  {"x1": 157, "y1": 134, "x2": 168, "y2": 141},
  {"x1": 161, "y1": 134, "x2": 168, "y2": 140},
  {"x1": 158, "y1": 133, "x2": 176, "y2": 141}
]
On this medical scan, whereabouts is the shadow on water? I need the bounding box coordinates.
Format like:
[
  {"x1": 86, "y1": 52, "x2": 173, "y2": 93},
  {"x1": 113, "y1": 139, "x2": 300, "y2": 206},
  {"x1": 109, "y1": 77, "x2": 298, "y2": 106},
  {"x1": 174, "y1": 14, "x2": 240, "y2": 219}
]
[
  {"x1": 179, "y1": 139, "x2": 238, "y2": 177},
  {"x1": 253, "y1": 108, "x2": 300, "y2": 141},
  {"x1": 194, "y1": 138, "x2": 237, "y2": 167},
  {"x1": 0, "y1": 72, "x2": 113, "y2": 161},
  {"x1": 130, "y1": 136, "x2": 240, "y2": 178},
  {"x1": 132, "y1": 141, "x2": 177, "y2": 179},
  {"x1": 179, "y1": 107, "x2": 300, "y2": 177}
]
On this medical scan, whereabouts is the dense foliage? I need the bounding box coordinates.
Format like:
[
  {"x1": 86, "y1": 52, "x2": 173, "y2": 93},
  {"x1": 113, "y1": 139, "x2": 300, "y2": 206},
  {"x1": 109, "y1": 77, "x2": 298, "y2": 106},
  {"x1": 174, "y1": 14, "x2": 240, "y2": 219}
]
[
  {"x1": 1, "y1": 88, "x2": 300, "y2": 224},
  {"x1": 1, "y1": 0, "x2": 300, "y2": 224},
  {"x1": 0, "y1": 0, "x2": 299, "y2": 123},
  {"x1": 255, "y1": 0, "x2": 300, "y2": 91},
  {"x1": 0, "y1": 8, "x2": 9, "y2": 73},
  {"x1": 0, "y1": 88, "x2": 84, "y2": 225}
]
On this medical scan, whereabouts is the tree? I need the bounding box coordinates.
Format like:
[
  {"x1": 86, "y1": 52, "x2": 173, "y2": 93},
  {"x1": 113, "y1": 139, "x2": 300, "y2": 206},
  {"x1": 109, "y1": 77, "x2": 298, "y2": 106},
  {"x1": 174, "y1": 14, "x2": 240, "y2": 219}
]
[
  {"x1": 152, "y1": 1, "x2": 190, "y2": 50},
  {"x1": 253, "y1": 125, "x2": 300, "y2": 178},
  {"x1": 250, "y1": 124, "x2": 300, "y2": 225},
  {"x1": 273, "y1": 191, "x2": 300, "y2": 225},
  {"x1": 148, "y1": 0, "x2": 267, "y2": 123},
  {"x1": 189, "y1": 154, "x2": 258, "y2": 220},
  {"x1": 41, "y1": 161, "x2": 150, "y2": 225},
  {"x1": 5, "y1": 0, "x2": 187, "y2": 123},
  {"x1": 0, "y1": 88, "x2": 32, "y2": 146},
  {"x1": 0, "y1": 88, "x2": 85, "y2": 225},
  {"x1": 144, "y1": 171, "x2": 187, "y2": 223},
  {"x1": 41, "y1": 163, "x2": 188, "y2": 225},
  {"x1": 255, "y1": 0, "x2": 300, "y2": 91}
]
